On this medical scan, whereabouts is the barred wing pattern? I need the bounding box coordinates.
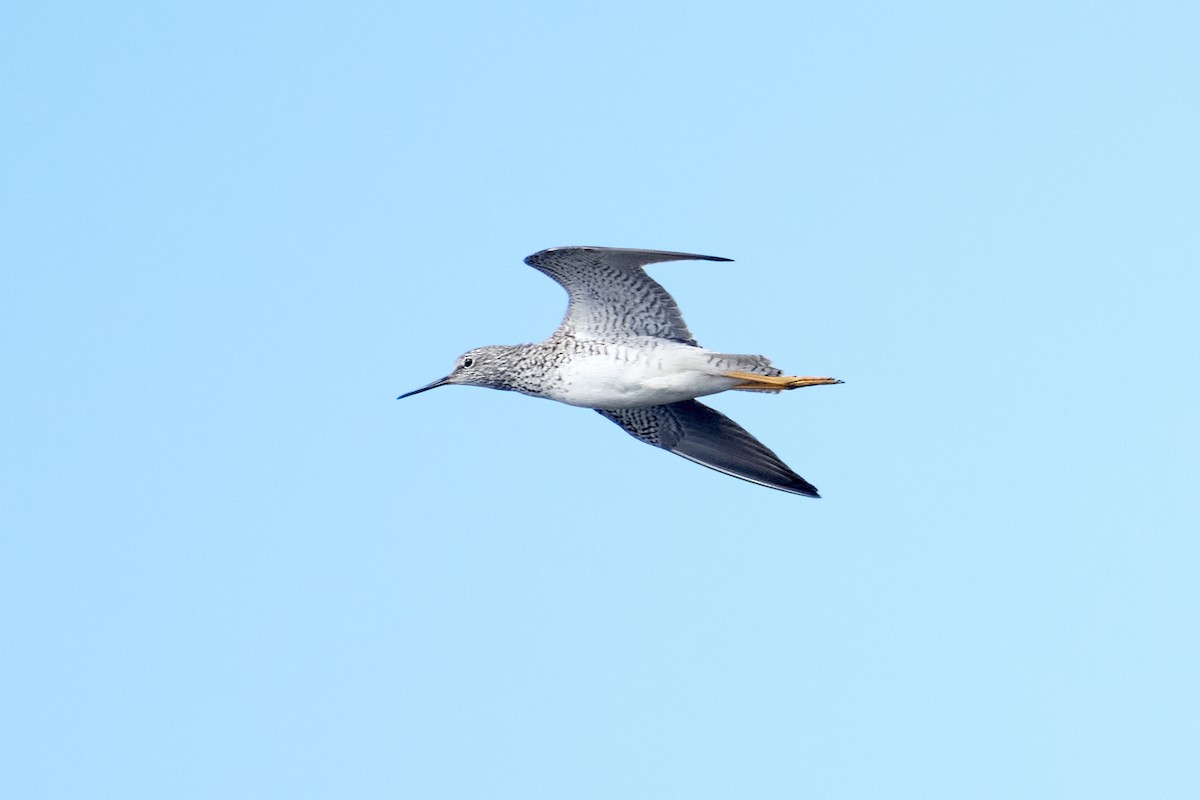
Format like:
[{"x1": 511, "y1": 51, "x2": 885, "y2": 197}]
[
  {"x1": 597, "y1": 400, "x2": 820, "y2": 497},
  {"x1": 524, "y1": 246, "x2": 731, "y2": 345}
]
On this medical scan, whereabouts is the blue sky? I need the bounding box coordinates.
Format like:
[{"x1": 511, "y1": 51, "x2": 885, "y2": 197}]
[{"x1": 2, "y1": 1, "x2": 1197, "y2": 797}]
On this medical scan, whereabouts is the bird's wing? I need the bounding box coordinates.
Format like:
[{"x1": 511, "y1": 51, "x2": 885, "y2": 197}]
[
  {"x1": 596, "y1": 400, "x2": 820, "y2": 497},
  {"x1": 524, "y1": 246, "x2": 731, "y2": 344}
]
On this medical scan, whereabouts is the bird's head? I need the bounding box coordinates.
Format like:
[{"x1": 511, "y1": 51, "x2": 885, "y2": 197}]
[{"x1": 397, "y1": 345, "x2": 520, "y2": 398}]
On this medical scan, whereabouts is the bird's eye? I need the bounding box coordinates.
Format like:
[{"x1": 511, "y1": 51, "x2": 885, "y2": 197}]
[{"x1": 461, "y1": 357, "x2": 474, "y2": 368}]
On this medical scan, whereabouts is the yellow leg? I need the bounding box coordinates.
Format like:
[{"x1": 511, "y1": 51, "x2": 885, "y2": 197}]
[{"x1": 726, "y1": 370, "x2": 843, "y2": 391}]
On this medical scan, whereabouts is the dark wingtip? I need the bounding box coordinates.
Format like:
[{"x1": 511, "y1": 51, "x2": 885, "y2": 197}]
[
  {"x1": 525, "y1": 246, "x2": 734, "y2": 266},
  {"x1": 793, "y1": 482, "x2": 821, "y2": 498}
]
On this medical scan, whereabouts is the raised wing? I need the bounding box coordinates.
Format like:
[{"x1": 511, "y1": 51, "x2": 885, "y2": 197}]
[
  {"x1": 597, "y1": 400, "x2": 820, "y2": 497},
  {"x1": 524, "y1": 246, "x2": 731, "y2": 345}
]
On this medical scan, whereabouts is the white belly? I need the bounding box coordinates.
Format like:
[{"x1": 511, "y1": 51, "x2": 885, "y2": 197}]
[{"x1": 546, "y1": 345, "x2": 738, "y2": 409}]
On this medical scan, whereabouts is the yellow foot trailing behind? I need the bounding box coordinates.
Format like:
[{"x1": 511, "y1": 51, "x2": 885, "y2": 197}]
[{"x1": 726, "y1": 371, "x2": 844, "y2": 392}]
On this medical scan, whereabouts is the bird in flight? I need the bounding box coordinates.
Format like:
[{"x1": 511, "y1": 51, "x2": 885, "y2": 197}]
[{"x1": 399, "y1": 247, "x2": 841, "y2": 496}]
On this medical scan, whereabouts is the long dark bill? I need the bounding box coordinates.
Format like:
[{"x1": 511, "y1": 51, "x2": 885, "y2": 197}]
[{"x1": 397, "y1": 376, "x2": 451, "y2": 399}]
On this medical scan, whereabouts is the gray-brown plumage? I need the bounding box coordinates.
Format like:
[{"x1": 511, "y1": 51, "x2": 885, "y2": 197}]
[{"x1": 399, "y1": 246, "x2": 841, "y2": 497}]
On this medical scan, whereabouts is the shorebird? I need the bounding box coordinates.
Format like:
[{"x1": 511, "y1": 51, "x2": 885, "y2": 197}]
[{"x1": 399, "y1": 247, "x2": 841, "y2": 496}]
